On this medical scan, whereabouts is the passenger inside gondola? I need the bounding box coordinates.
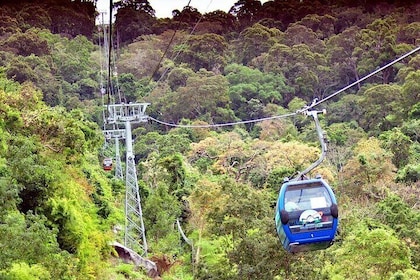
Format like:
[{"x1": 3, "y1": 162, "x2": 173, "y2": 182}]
[
  {"x1": 285, "y1": 186, "x2": 332, "y2": 212},
  {"x1": 285, "y1": 197, "x2": 300, "y2": 212},
  {"x1": 284, "y1": 186, "x2": 334, "y2": 230}
]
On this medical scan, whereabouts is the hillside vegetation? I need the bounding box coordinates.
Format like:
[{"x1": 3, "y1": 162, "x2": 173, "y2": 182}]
[{"x1": 0, "y1": 0, "x2": 419, "y2": 279}]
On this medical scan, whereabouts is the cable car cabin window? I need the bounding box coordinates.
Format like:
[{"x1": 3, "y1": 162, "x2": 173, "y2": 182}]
[{"x1": 284, "y1": 185, "x2": 334, "y2": 233}]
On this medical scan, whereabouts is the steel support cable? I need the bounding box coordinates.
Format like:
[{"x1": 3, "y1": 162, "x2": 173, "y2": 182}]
[
  {"x1": 298, "y1": 45, "x2": 420, "y2": 113},
  {"x1": 107, "y1": 0, "x2": 113, "y2": 107},
  {"x1": 148, "y1": 112, "x2": 297, "y2": 128},
  {"x1": 108, "y1": 1, "x2": 124, "y2": 105},
  {"x1": 168, "y1": 0, "x2": 213, "y2": 64},
  {"x1": 148, "y1": 0, "x2": 192, "y2": 85},
  {"x1": 144, "y1": 0, "x2": 212, "y2": 97},
  {"x1": 113, "y1": 61, "x2": 124, "y2": 104},
  {"x1": 99, "y1": 13, "x2": 107, "y2": 130},
  {"x1": 148, "y1": 45, "x2": 419, "y2": 129},
  {"x1": 160, "y1": 4, "x2": 205, "y2": 74}
]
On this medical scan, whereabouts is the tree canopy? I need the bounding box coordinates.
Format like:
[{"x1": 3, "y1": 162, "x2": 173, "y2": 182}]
[{"x1": 0, "y1": 0, "x2": 419, "y2": 279}]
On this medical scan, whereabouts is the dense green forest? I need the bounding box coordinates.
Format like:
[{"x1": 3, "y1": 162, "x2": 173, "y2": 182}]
[{"x1": 0, "y1": 0, "x2": 419, "y2": 279}]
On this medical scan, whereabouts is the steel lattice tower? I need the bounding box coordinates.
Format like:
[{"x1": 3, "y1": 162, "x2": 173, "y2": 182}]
[{"x1": 105, "y1": 103, "x2": 149, "y2": 256}]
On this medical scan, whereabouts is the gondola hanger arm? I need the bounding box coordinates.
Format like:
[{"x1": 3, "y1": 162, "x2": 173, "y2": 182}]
[{"x1": 292, "y1": 108, "x2": 327, "y2": 181}]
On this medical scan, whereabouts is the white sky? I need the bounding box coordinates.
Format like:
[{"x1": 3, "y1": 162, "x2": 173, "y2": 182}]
[{"x1": 97, "y1": 0, "x2": 269, "y2": 19}]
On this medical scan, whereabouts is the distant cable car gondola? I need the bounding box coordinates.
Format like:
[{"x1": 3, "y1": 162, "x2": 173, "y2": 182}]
[
  {"x1": 275, "y1": 109, "x2": 338, "y2": 253},
  {"x1": 103, "y1": 157, "x2": 113, "y2": 171}
]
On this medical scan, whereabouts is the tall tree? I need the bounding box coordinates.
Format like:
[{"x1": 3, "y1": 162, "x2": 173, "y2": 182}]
[
  {"x1": 229, "y1": 0, "x2": 262, "y2": 27},
  {"x1": 177, "y1": 33, "x2": 229, "y2": 72},
  {"x1": 224, "y1": 63, "x2": 291, "y2": 121},
  {"x1": 172, "y1": 6, "x2": 201, "y2": 25},
  {"x1": 156, "y1": 69, "x2": 233, "y2": 124},
  {"x1": 114, "y1": 0, "x2": 155, "y2": 16},
  {"x1": 353, "y1": 17, "x2": 398, "y2": 84},
  {"x1": 358, "y1": 84, "x2": 404, "y2": 133},
  {"x1": 114, "y1": 0, "x2": 157, "y2": 44},
  {"x1": 322, "y1": 223, "x2": 412, "y2": 279},
  {"x1": 326, "y1": 26, "x2": 361, "y2": 88},
  {"x1": 340, "y1": 137, "x2": 395, "y2": 197},
  {"x1": 233, "y1": 23, "x2": 281, "y2": 65},
  {"x1": 200, "y1": 10, "x2": 237, "y2": 34}
]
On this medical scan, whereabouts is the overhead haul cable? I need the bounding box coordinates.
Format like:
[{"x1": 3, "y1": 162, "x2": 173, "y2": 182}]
[
  {"x1": 148, "y1": 0, "x2": 192, "y2": 85},
  {"x1": 145, "y1": 0, "x2": 213, "y2": 97},
  {"x1": 148, "y1": 112, "x2": 297, "y2": 128},
  {"x1": 149, "y1": 45, "x2": 420, "y2": 129},
  {"x1": 298, "y1": 45, "x2": 420, "y2": 113}
]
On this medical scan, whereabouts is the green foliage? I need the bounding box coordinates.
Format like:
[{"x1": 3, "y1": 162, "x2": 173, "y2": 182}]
[
  {"x1": 340, "y1": 137, "x2": 395, "y2": 198},
  {"x1": 396, "y1": 163, "x2": 420, "y2": 183},
  {"x1": 143, "y1": 183, "x2": 182, "y2": 254},
  {"x1": 354, "y1": 17, "x2": 398, "y2": 83},
  {"x1": 298, "y1": 14, "x2": 337, "y2": 39},
  {"x1": 326, "y1": 25, "x2": 360, "y2": 88},
  {"x1": 209, "y1": 177, "x2": 272, "y2": 239},
  {"x1": 266, "y1": 166, "x2": 295, "y2": 191},
  {"x1": 323, "y1": 222, "x2": 411, "y2": 279},
  {"x1": 194, "y1": 235, "x2": 235, "y2": 280},
  {"x1": 379, "y1": 128, "x2": 412, "y2": 168},
  {"x1": 2, "y1": 2, "x2": 420, "y2": 279},
  {"x1": 327, "y1": 121, "x2": 365, "y2": 146},
  {"x1": 226, "y1": 225, "x2": 285, "y2": 280},
  {"x1": 53, "y1": 35, "x2": 95, "y2": 84},
  {"x1": 115, "y1": 72, "x2": 143, "y2": 102},
  {"x1": 0, "y1": 74, "x2": 118, "y2": 279},
  {"x1": 154, "y1": 69, "x2": 233, "y2": 124},
  {"x1": 225, "y1": 63, "x2": 291, "y2": 116},
  {"x1": 326, "y1": 94, "x2": 363, "y2": 124},
  {"x1": 177, "y1": 33, "x2": 228, "y2": 72},
  {"x1": 402, "y1": 70, "x2": 420, "y2": 116},
  {"x1": 112, "y1": 263, "x2": 145, "y2": 280},
  {"x1": 0, "y1": 172, "x2": 20, "y2": 219},
  {"x1": 134, "y1": 130, "x2": 192, "y2": 162},
  {"x1": 5, "y1": 1, "x2": 97, "y2": 39},
  {"x1": 7, "y1": 136, "x2": 56, "y2": 212},
  {"x1": 260, "y1": 42, "x2": 331, "y2": 102},
  {"x1": 166, "y1": 66, "x2": 195, "y2": 91},
  {"x1": 389, "y1": 269, "x2": 420, "y2": 280},
  {"x1": 0, "y1": 262, "x2": 51, "y2": 280},
  {"x1": 114, "y1": 4, "x2": 156, "y2": 44},
  {"x1": 2, "y1": 28, "x2": 49, "y2": 56},
  {"x1": 0, "y1": 212, "x2": 77, "y2": 279},
  {"x1": 233, "y1": 23, "x2": 281, "y2": 65},
  {"x1": 158, "y1": 153, "x2": 187, "y2": 195},
  {"x1": 358, "y1": 84, "x2": 404, "y2": 134},
  {"x1": 0, "y1": 15, "x2": 21, "y2": 36},
  {"x1": 375, "y1": 194, "x2": 420, "y2": 267}
]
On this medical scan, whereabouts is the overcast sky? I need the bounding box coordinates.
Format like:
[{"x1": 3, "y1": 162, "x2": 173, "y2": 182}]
[{"x1": 97, "y1": 0, "x2": 269, "y2": 19}]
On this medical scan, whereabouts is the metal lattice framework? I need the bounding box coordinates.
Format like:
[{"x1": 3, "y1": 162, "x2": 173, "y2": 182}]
[{"x1": 105, "y1": 103, "x2": 150, "y2": 256}]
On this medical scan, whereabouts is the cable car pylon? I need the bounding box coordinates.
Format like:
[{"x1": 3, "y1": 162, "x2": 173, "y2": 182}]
[{"x1": 106, "y1": 103, "x2": 150, "y2": 256}]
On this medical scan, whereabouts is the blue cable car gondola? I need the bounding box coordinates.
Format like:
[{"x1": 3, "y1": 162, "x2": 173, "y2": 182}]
[
  {"x1": 275, "y1": 109, "x2": 339, "y2": 253},
  {"x1": 275, "y1": 177, "x2": 338, "y2": 253}
]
